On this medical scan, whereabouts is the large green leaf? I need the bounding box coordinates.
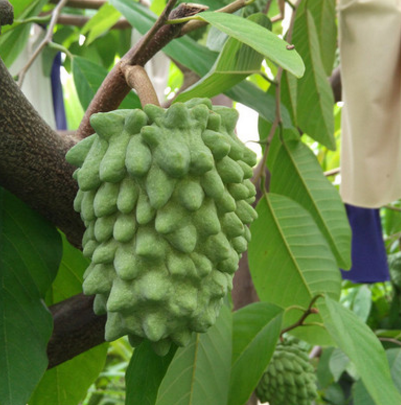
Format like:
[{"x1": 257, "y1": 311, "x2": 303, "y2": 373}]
[
  {"x1": 176, "y1": 13, "x2": 270, "y2": 102},
  {"x1": 0, "y1": 188, "x2": 62, "y2": 405},
  {"x1": 353, "y1": 348, "x2": 401, "y2": 405},
  {"x1": 72, "y1": 56, "x2": 141, "y2": 111},
  {"x1": 81, "y1": 3, "x2": 122, "y2": 46},
  {"x1": 248, "y1": 194, "x2": 341, "y2": 344},
  {"x1": 229, "y1": 302, "x2": 283, "y2": 405},
  {"x1": 283, "y1": 9, "x2": 335, "y2": 150},
  {"x1": 195, "y1": 12, "x2": 305, "y2": 78},
  {"x1": 320, "y1": 297, "x2": 401, "y2": 405},
  {"x1": 0, "y1": 0, "x2": 49, "y2": 67},
  {"x1": 155, "y1": 303, "x2": 232, "y2": 405},
  {"x1": 29, "y1": 235, "x2": 108, "y2": 405},
  {"x1": 28, "y1": 344, "x2": 108, "y2": 405},
  {"x1": 269, "y1": 136, "x2": 351, "y2": 269},
  {"x1": 126, "y1": 341, "x2": 178, "y2": 405}
]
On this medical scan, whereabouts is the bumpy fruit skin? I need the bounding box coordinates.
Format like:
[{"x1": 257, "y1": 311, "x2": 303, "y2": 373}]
[
  {"x1": 256, "y1": 340, "x2": 318, "y2": 405},
  {"x1": 66, "y1": 98, "x2": 257, "y2": 355}
]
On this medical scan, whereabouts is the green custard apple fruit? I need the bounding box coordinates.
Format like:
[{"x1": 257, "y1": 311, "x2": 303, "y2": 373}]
[
  {"x1": 256, "y1": 340, "x2": 318, "y2": 405},
  {"x1": 66, "y1": 98, "x2": 257, "y2": 355}
]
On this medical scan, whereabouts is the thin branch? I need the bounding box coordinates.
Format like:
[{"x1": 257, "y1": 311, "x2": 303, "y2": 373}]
[
  {"x1": 384, "y1": 231, "x2": 401, "y2": 243},
  {"x1": 55, "y1": 14, "x2": 131, "y2": 29},
  {"x1": 281, "y1": 294, "x2": 323, "y2": 336},
  {"x1": 17, "y1": 0, "x2": 69, "y2": 87},
  {"x1": 384, "y1": 205, "x2": 401, "y2": 213},
  {"x1": 49, "y1": 0, "x2": 106, "y2": 9},
  {"x1": 264, "y1": 0, "x2": 273, "y2": 14},
  {"x1": 252, "y1": 0, "x2": 302, "y2": 187},
  {"x1": 379, "y1": 337, "x2": 401, "y2": 347},
  {"x1": 127, "y1": 0, "x2": 178, "y2": 67},
  {"x1": 324, "y1": 167, "x2": 340, "y2": 177}
]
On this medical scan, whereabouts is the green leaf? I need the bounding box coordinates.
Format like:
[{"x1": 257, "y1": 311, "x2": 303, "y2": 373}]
[
  {"x1": 72, "y1": 56, "x2": 141, "y2": 111},
  {"x1": 28, "y1": 344, "x2": 108, "y2": 405},
  {"x1": 269, "y1": 136, "x2": 351, "y2": 269},
  {"x1": 354, "y1": 348, "x2": 401, "y2": 405},
  {"x1": 320, "y1": 297, "x2": 401, "y2": 405},
  {"x1": 0, "y1": 188, "x2": 62, "y2": 405},
  {"x1": 228, "y1": 302, "x2": 283, "y2": 405},
  {"x1": 316, "y1": 347, "x2": 335, "y2": 388},
  {"x1": 248, "y1": 194, "x2": 341, "y2": 344},
  {"x1": 46, "y1": 233, "x2": 90, "y2": 305},
  {"x1": 195, "y1": 12, "x2": 305, "y2": 78},
  {"x1": 29, "y1": 235, "x2": 108, "y2": 405},
  {"x1": 176, "y1": 13, "x2": 270, "y2": 102},
  {"x1": 329, "y1": 348, "x2": 350, "y2": 382},
  {"x1": 126, "y1": 341, "x2": 178, "y2": 405},
  {"x1": 0, "y1": 0, "x2": 49, "y2": 67},
  {"x1": 284, "y1": 9, "x2": 335, "y2": 150},
  {"x1": 302, "y1": 0, "x2": 337, "y2": 76},
  {"x1": 81, "y1": 3, "x2": 122, "y2": 46},
  {"x1": 155, "y1": 303, "x2": 232, "y2": 405},
  {"x1": 227, "y1": 82, "x2": 293, "y2": 128}
]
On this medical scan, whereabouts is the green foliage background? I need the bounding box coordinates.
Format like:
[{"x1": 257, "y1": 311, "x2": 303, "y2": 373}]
[{"x1": 1, "y1": 1, "x2": 401, "y2": 405}]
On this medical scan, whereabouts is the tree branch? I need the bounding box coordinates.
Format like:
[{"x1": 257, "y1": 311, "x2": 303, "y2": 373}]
[
  {"x1": 47, "y1": 294, "x2": 106, "y2": 369},
  {"x1": 76, "y1": 1, "x2": 195, "y2": 139},
  {"x1": 0, "y1": 57, "x2": 85, "y2": 248}
]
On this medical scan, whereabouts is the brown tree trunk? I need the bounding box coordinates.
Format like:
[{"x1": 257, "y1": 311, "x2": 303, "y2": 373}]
[{"x1": 0, "y1": 57, "x2": 84, "y2": 248}]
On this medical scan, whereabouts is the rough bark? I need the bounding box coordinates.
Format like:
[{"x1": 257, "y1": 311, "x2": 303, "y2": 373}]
[
  {"x1": 0, "y1": 0, "x2": 13, "y2": 30},
  {"x1": 0, "y1": 57, "x2": 85, "y2": 248},
  {"x1": 47, "y1": 294, "x2": 106, "y2": 369}
]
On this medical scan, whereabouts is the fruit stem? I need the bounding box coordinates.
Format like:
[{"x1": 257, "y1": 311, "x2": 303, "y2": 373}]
[{"x1": 124, "y1": 65, "x2": 160, "y2": 107}]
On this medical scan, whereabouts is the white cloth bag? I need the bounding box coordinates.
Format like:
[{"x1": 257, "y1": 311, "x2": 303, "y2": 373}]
[{"x1": 339, "y1": 0, "x2": 401, "y2": 208}]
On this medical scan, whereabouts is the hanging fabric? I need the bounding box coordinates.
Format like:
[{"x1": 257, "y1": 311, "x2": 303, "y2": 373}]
[
  {"x1": 339, "y1": 0, "x2": 401, "y2": 208},
  {"x1": 341, "y1": 204, "x2": 390, "y2": 283}
]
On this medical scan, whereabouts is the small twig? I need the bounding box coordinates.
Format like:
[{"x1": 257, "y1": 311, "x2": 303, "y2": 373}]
[
  {"x1": 180, "y1": 0, "x2": 256, "y2": 36},
  {"x1": 385, "y1": 205, "x2": 401, "y2": 213},
  {"x1": 53, "y1": 14, "x2": 131, "y2": 29},
  {"x1": 17, "y1": 0, "x2": 69, "y2": 87},
  {"x1": 379, "y1": 337, "x2": 401, "y2": 347},
  {"x1": 129, "y1": 0, "x2": 178, "y2": 67},
  {"x1": 49, "y1": 0, "x2": 106, "y2": 9},
  {"x1": 280, "y1": 294, "x2": 323, "y2": 336},
  {"x1": 384, "y1": 231, "x2": 401, "y2": 242},
  {"x1": 264, "y1": 0, "x2": 273, "y2": 14},
  {"x1": 252, "y1": 0, "x2": 302, "y2": 187},
  {"x1": 324, "y1": 167, "x2": 340, "y2": 177}
]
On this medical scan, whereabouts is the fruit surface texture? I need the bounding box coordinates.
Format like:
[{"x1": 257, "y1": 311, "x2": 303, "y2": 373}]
[
  {"x1": 66, "y1": 98, "x2": 257, "y2": 355},
  {"x1": 256, "y1": 340, "x2": 318, "y2": 405}
]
